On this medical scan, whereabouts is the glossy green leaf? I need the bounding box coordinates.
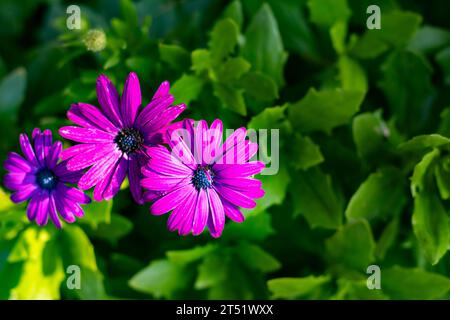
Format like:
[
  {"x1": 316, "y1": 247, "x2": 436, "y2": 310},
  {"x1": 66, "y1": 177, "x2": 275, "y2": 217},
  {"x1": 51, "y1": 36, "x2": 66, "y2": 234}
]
[
  {"x1": 379, "y1": 51, "x2": 435, "y2": 134},
  {"x1": 240, "y1": 71, "x2": 278, "y2": 101},
  {"x1": 236, "y1": 242, "x2": 281, "y2": 273},
  {"x1": 8, "y1": 227, "x2": 64, "y2": 299},
  {"x1": 223, "y1": 0, "x2": 243, "y2": 30},
  {"x1": 291, "y1": 166, "x2": 342, "y2": 229},
  {"x1": 307, "y1": 0, "x2": 351, "y2": 28},
  {"x1": 382, "y1": 266, "x2": 450, "y2": 299},
  {"x1": 213, "y1": 83, "x2": 246, "y2": 116},
  {"x1": 268, "y1": 275, "x2": 330, "y2": 299},
  {"x1": 352, "y1": 111, "x2": 391, "y2": 160},
  {"x1": 338, "y1": 55, "x2": 368, "y2": 93},
  {"x1": 209, "y1": 19, "x2": 239, "y2": 62},
  {"x1": 81, "y1": 198, "x2": 112, "y2": 229},
  {"x1": 158, "y1": 43, "x2": 190, "y2": 70},
  {"x1": 167, "y1": 244, "x2": 217, "y2": 266},
  {"x1": 222, "y1": 211, "x2": 275, "y2": 242},
  {"x1": 191, "y1": 49, "x2": 211, "y2": 74},
  {"x1": 242, "y1": 4, "x2": 287, "y2": 87},
  {"x1": 399, "y1": 134, "x2": 450, "y2": 153},
  {"x1": 129, "y1": 259, "x2": 191, "y2": 298},
  {"x1": 217, "y1": 57, "x2": 251, "y2": 83},
  {"x1": 247, "y1": 166, "x2": 290, "y2": 215},
  {"x1": 171, "y1": 74, "x2": 204, "y2": 105},
  {"x1": 412, "y1": 190, "x2": 449, "y2": 265},
  {"x1": 288, "y1": 88, "x2": 365, "y2": 134},
  {"x1": 325, "y1": 220, "x2": 375, "y2": 271},
  {"x1": 375, "y1": 217, "x2": 400, "y2": 260},
  {"x1": 346, "y1": 167, "x2": 406, "y2": 221},
  {"x1": 288, "y1": 134, "x2": 324, "y2": 170}
]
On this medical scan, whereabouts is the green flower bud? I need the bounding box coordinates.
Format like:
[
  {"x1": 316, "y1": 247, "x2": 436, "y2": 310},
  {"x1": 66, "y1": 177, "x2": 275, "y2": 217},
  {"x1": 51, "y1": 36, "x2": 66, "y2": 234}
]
[{"x1": 83, "y1": 29, "x2": 106, "y2": 52}]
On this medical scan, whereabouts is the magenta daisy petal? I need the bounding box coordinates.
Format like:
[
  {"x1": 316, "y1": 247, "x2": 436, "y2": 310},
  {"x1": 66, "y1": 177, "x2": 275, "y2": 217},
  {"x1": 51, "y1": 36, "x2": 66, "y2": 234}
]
[
  {"x1": 59, "y1": 72, "x2": 185, "y2": 202},
  {"x1": 3, "y1": 129, "x2": 91, "y2": 228},
  {"x1": 142, "y1": 119, "x2": 266, "y2": 238}
]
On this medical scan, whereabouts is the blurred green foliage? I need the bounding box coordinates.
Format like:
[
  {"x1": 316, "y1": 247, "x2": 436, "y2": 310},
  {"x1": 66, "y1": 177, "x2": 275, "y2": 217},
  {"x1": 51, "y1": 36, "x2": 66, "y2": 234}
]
[{"x1": 0, "y1": 0, "x2": 449, "y2": 300}]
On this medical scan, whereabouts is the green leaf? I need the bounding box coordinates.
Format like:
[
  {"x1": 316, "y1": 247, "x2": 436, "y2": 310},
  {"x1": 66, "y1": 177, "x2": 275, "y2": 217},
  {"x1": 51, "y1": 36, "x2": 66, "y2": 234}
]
[
  {"x1": 350, "y1": 11, "x2": 422, "y2": 59},
  {"x1": 333, "y1": 278, "x2": 389, "y2": 300},
  {"x1": 240, "y1": 71, "x2": 278, "y2": 102},
  {"x1": 223, "y1": 0, "x2": 243, "y2": 30},
  {"x1": 0, "y1": 187, "x2": 14, "y2": 212},
  {"x1": 268, "y1": 275, "x2": 330, "y2": 299},
  {"x1": 325, "y1": 220, "x2": 375, "y2": 271},
  {"x1": 81, "y1": 198, "x2": 113, "y2": 229},
  {"x1": 288, "y1": 88, "x2": 365, "y2": 134},
  {"x1": 287, "y1": 134, "x2": 324, "y2": 170},
  {"x1": 129, "y1": 259, "x2": 191, "y2": 298},
  {"x1": 222, "y1": 211, "x2": 275, "y2": 242},
  {"x1": 375, "y1": 217, "x2": 399, "y2": 260},
  {"x1": 408, "y1": 25, "x2": 450, "y2": 53},
  {"x1": 191, "y1": 49, "x2": 211, "y2": 74},
  {"x1": 125, "y1": 57, "x2": 152, "y2": 78},
  {"x1": 167, "y1": 244, "x2": 217, "y2": 266},
  {"x1": 346, "y1": 167, "x2": 406, "y2": 221},
  {"x1": 330, "y1": 21, "x2": 347, "y2": 54},
  {"x1": 412, "y1": 190, "x2": 449, "y2": 265},
  {"x1": 58, "y1": 225, "x2": 106, "y2": 299},
  {"x1": 217, "y1": 57, "x2": 251, "y2": 83},
  {"x1": 410, "y1": 149, "x2": 449, "y2": 265},
  {"x1": 103, "y1": 51, "x2": 121, "y2": 70},
  {"x1": 236, "y1": 242, "x2": 281, "y2": 273},
  {"x1": 171, "y1": 74, "x2": 204, "y2": 105},
  {"x1": 0, "y1": 67, "x2": 26, "y2": 122},
  {"x1": 307, "y1": 0, "x2": 351, "y2": 28},
  {"x1": 195, "y1": 253, "x2": 228, "y2": 290},
  {"x1": 213, "y1": 83, "x2": 246, "y2": 116},
  {"x1": 158, "y1": 43, "x2": 190, "y2": 70},
  {"x1": 410, "y1": 148, "x2": 440, "y2": 197},
  {"x1": 349, "y1": 32, "x2": 389, "y2": 59},
  {"x1": 291, "y1": 166, "x2": 342, "y2": 229},
  {"x1": 338, "y1": 55, "x2": 368, "y2": 93},
  {"x1": 209, "y1": 19, "x2": 239, "y2": 62},
  {"x1": 242, "y1": 3, "x2": 287, "y2": 87},
  {"x1": 439, "y1": 107, "x2": 450, "y2": 137},
  {"x1": 398, "y1": 134, "x2": 450, "y2": 153},
  {"x1": 352, "y1": 111, "x2": 391, "y2": 160},
  {"x1": 379, "y1": 51, "x2": 435, "y2": 134},
  {"x1": 59, "y1": 225, "x2": 98, "y2": 272},
  {"x1": 120, "y1": 0, "x2": 138, "y2": 30},
  {"x1": 376, "y1": 11, "x2": 422, "y2": 48},
  {"x1": 247, "y1": 166, "x2": 290, "y2": 215},
  {"x1": 382, "y1": 266, "x2": 450, "y2": 299},
  {"x1": 434, "y1": 164, "x2": 450, "y2": 200},
  {"x1": 248, "y1": 105, "x2": 287, "y2": 130},
  {"x1": 8, "y1": 227, "x2": 64, "y2": 299},
  {"x1": 266, "y1": 0, "x2": 319, "y2": 60},
  {"x1": 89, "y1": 213, "x2": 133, "y2": 244}
]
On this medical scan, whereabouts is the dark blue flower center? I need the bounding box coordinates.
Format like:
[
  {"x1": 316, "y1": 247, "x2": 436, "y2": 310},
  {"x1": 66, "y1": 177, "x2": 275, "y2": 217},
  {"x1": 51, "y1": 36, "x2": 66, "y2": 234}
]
[
  {"x1": 36, "y1": 168, "x2": 58, "y2": 190},
  {"x1": 114, "y1": 128, "x2": 144, "y2": 154},
  {"x1": 192, "y1": 165, "x2": 214, "y2": 190}
]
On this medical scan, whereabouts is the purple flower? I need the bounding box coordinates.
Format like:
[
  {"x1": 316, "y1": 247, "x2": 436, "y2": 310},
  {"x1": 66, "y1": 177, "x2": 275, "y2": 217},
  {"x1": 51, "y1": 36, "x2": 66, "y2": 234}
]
[
  {"x1": 59, "y1": 72, "x2": 186, "y2": 203},
  {"x1": 3, "y1": 129, "x2": 90, "y2": 228},
  {"x1": 141, "y1": 119, "x2": 265, "y2": 238}
]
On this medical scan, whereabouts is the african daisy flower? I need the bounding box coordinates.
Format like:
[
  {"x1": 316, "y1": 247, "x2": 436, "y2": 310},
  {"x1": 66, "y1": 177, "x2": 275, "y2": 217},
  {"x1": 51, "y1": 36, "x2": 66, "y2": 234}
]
[
  {"x1": 141, "y1": 119, "x2": 265, "y2": 238},
  {"x1": 59, "y1": 72, "x2": 186, "y2": 203},
  {"x1": 3, "y1": 129, "x2": 90, "y2": 228}
]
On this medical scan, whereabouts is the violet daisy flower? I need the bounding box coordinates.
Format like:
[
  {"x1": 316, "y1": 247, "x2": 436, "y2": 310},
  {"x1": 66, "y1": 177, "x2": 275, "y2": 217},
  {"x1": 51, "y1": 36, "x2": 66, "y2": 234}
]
[
  {"x1": 141, "y1": 119, "x2": 265, "y2": 238},
  {"x1": 59, "y1": 72, "x2": 186, "y2": 203},
  {"x1": 3, "y1": 129, "x2": 90, "y2": 228}
]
